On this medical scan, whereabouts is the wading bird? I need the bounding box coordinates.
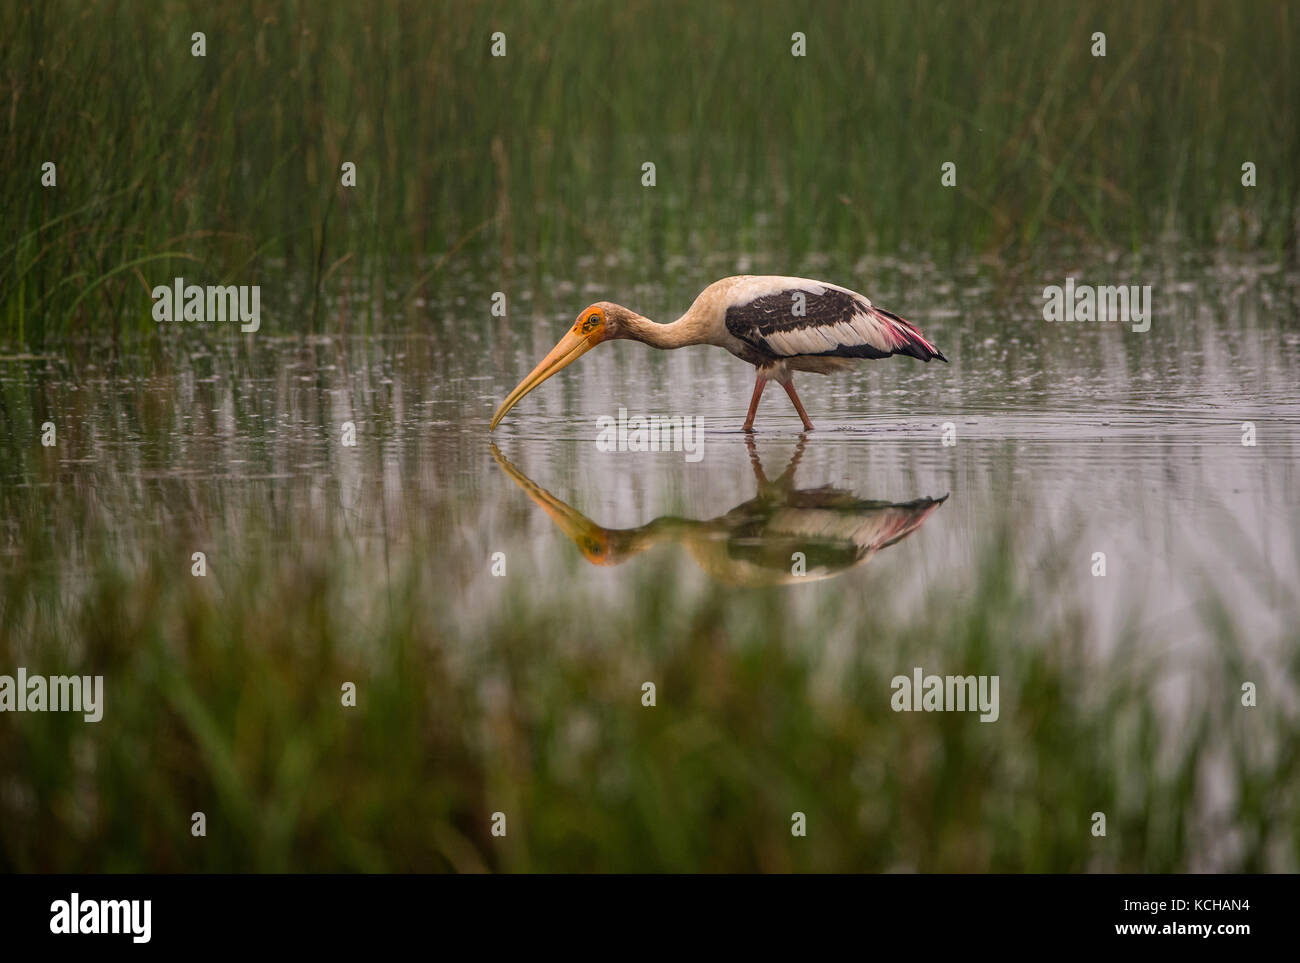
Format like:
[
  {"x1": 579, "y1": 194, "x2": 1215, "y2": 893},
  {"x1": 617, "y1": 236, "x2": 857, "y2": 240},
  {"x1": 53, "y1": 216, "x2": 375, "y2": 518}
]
[
  {"x1": 489, "y1": 275, "x2": 947, "y2": 432},
  {"x1": 490, "y1": 438, "x2": 946, "y2": 587}
]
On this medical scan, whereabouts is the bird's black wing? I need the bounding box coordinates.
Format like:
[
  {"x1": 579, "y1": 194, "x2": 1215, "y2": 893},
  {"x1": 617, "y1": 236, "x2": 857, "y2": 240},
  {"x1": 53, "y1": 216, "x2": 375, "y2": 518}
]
[{"x1": 724, "y1": 282, "x2": 945, "y2": 362}]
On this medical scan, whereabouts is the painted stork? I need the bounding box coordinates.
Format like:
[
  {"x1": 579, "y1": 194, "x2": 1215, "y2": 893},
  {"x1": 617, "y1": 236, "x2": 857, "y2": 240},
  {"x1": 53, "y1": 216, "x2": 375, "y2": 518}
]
[
  {"x1": 489, "y1": 275, "x2": 947, "y2": 432},
  {"x1": 490, "y1": 438, "x2": 946, "y2": 586}
]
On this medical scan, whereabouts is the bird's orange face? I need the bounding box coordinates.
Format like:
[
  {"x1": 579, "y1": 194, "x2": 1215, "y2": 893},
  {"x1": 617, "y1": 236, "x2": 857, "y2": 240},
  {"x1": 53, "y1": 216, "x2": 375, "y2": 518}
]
[{"x1": 489, "y1": 306, "x2": 607, "y2": 431}]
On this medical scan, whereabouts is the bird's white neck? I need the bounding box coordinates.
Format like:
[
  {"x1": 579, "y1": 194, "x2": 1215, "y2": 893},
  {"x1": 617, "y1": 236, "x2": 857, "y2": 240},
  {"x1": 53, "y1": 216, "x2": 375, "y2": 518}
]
[{"x1": 623, "y1": 306, "x2": 716, "y2": 350}]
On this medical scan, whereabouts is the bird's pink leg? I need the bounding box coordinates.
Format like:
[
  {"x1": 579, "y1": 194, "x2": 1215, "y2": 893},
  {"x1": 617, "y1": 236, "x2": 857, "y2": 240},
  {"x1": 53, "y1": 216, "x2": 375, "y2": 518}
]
[
  {"x1": 782, "y1": 379, "x2": 816, "y2": 431},
  {"x1": 742, "y1": 376, "x2": 766, "y2": 432}
]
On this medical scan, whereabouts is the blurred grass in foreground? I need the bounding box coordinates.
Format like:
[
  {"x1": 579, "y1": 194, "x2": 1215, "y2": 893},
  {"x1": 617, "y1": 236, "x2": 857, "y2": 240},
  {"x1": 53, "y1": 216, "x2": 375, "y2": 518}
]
[
  {"x1": 1, "y1": 467, "x2": 1296, "y2": 873},
  {"x1": 1, "y1": 0, "x2": 1296, "y2": 343}
]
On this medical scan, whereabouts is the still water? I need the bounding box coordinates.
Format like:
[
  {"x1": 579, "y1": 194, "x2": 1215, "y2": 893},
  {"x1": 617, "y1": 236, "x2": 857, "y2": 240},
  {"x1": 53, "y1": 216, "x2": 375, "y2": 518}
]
[{"x1": 5, "y1": 251, "x2": 1295, "y2": 659}]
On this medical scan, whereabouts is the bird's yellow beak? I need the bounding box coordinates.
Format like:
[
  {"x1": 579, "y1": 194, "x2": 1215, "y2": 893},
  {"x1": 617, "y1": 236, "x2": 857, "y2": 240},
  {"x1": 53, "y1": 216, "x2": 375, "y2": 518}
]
[{"x1": 490, "y1": 318, "x2": 603, "y2": 431}]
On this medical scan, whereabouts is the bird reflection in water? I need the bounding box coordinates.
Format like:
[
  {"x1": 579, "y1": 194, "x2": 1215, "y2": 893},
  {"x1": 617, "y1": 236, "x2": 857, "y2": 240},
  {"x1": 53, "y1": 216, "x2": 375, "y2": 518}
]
[{"x1": 490, "y1": 437, "x2": 946, "y2": 587}]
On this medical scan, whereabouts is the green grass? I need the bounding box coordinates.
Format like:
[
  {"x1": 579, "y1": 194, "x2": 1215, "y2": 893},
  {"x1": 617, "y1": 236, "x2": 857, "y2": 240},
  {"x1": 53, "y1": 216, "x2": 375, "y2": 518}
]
[{"x1": 1, "y1": 0, "x2": 1296, "y2": 343}]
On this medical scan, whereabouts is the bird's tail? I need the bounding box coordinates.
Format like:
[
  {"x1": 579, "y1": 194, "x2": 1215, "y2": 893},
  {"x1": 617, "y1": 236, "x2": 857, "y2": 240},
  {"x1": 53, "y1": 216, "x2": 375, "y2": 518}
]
[{"x1": 871, "y1": 306, "x2": 949, "y2": 363}]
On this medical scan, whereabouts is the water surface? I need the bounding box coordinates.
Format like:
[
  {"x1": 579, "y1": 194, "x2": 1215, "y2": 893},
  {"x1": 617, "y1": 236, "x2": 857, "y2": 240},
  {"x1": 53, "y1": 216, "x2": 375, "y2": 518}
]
[{"x1": 6, "y1": 251, "x2": 1295, "y2": 653}]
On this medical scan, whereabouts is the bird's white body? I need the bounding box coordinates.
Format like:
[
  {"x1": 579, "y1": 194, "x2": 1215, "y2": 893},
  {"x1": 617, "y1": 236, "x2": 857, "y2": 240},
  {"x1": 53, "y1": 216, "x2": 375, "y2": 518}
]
[{"x1": 665, "y1": 275, "x2": 942, "y2": 382}]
